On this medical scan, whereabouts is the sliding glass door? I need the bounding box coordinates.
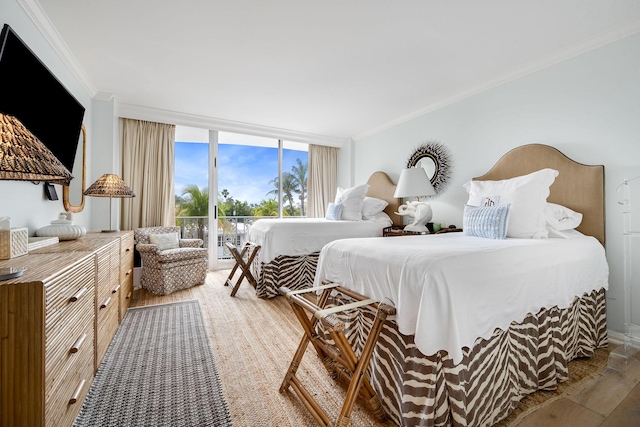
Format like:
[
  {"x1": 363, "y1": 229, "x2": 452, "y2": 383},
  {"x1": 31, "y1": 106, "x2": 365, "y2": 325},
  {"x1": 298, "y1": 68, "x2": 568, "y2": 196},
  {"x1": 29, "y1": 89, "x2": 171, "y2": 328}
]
[{"x1": 174, "y1": 126, "x2": 308, "y2": 270}]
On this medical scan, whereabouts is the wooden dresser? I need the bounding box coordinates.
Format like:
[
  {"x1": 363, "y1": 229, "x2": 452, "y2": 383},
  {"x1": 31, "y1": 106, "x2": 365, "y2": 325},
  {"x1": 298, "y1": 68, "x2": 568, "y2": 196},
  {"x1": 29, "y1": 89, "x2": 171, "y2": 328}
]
[{"x1": 0, "y1": 231, "x2": 134, "y2": 426}]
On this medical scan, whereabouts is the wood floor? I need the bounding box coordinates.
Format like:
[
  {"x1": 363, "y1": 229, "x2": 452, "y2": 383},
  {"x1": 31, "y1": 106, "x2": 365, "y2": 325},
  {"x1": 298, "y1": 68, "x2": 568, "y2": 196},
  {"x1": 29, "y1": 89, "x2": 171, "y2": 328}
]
[{"x1": 131, "y1": 270, "x2": 640, "y2": 427}]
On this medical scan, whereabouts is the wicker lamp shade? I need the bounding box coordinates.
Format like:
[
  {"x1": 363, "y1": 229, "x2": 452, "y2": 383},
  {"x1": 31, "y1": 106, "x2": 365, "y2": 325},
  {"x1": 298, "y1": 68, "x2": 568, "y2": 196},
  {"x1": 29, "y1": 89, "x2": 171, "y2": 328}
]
[
  {"x1": 84, "y1": 174, "x2": 135, "y2": 198},
  {"x1": 0, "y1": 113, "x2": 73, "y2": 185}
]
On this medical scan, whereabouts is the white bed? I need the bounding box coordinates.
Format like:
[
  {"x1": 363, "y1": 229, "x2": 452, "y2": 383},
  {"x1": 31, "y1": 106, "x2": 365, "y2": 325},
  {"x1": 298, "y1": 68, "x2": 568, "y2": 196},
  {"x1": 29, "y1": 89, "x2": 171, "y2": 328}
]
[
  {"x1": 247, "y1": 171, "x2": 401, "y2": 298},
  {"x1": 249, "y1": 217, "x2": 391, "y2": 266},
  {"x1": 315, "y1": 232, "x2": 608, "y2": 364},
  {"x1": 309, "y1": 144, "x2": 609, "y2": 426}
]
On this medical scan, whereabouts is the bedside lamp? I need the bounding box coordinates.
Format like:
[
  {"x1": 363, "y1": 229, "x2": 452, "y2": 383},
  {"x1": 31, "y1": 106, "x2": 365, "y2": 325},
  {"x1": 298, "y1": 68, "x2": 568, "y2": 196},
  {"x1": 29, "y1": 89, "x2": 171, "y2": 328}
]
[
  {"x1": 394, "y1": 167, "x2": 436, "y2": 233},
  {"x1": 84, "y1": 174, "x2": 135, "y2": 232}
]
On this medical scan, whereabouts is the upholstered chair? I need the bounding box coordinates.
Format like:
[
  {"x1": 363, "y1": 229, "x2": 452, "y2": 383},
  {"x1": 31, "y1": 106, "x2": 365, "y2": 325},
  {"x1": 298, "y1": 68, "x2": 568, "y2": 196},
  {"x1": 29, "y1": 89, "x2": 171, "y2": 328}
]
[{"x1": 134, "y1": 226, "x2": 208, "y2": 295}]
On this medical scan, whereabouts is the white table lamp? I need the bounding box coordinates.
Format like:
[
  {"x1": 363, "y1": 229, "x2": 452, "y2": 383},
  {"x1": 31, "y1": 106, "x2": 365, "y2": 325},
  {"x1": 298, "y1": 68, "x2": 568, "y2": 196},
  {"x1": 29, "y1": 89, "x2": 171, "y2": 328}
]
[{"x1": 394, "y1": 168, "x2": 436, "y2": 233}]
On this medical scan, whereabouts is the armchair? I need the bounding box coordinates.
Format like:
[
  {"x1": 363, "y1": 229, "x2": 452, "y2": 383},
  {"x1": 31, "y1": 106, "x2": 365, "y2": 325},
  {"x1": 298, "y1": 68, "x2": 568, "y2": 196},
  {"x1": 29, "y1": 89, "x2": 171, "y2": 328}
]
[{"x1": 134, "y1": 226, "x2": 208, "y2": 295}]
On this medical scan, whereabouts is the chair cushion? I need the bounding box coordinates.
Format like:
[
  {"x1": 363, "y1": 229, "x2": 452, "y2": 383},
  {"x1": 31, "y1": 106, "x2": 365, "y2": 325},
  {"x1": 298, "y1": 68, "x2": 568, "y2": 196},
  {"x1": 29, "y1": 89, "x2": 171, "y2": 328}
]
[
  {"x1": 148, "y1": 232, "x2": 180, "y2": 250},
  {"x1": 156, "y1": 247, "x2": 208, "y2": 263}
]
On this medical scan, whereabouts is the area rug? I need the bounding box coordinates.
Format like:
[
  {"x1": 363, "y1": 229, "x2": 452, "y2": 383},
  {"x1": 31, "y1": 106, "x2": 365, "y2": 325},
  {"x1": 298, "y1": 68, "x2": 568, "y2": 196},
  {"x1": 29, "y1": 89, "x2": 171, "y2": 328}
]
[{"x1": 73, "y1": 300, "x2": 231, "y2": 427}]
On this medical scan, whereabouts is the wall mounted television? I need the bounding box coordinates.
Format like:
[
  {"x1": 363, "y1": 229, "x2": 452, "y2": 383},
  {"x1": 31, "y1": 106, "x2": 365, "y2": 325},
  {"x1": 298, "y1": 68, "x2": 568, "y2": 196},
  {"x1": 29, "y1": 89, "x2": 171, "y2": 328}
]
[{"x1": 0, "y1": 23, "x2": 85, "y2": 176}]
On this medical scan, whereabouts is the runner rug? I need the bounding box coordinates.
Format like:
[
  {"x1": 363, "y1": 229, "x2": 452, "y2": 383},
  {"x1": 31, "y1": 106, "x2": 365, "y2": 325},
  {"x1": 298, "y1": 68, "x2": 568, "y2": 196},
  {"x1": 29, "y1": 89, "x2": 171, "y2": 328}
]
[{"x1": 74, "y1": 300, "x2": 231, "y2": 427}]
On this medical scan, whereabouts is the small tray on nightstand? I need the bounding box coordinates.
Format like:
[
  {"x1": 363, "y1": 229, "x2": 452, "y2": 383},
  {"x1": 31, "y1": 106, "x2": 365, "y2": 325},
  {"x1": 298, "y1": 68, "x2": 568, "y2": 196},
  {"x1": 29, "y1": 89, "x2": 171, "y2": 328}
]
[{"x1": 383, "y1": 226, "x2": 430, "y2": 237}]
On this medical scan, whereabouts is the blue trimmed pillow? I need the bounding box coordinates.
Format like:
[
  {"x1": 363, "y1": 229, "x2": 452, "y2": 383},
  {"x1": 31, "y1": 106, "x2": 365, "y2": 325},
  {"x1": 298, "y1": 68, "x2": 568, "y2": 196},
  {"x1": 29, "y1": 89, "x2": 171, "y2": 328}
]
[
  {"x1": 325, "y1": 202, "x2": 343, "y2": 220},
  {"x1": 463, "y1": 204, "x2": 511, "y2": 239}
]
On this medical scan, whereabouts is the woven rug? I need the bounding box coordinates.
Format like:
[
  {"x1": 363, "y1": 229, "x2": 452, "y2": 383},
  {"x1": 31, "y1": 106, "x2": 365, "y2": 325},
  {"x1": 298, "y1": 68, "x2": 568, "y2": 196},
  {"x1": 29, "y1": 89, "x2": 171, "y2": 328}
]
[{"x1": 74, "y1": 300, "x2": 231, "y2": 427}]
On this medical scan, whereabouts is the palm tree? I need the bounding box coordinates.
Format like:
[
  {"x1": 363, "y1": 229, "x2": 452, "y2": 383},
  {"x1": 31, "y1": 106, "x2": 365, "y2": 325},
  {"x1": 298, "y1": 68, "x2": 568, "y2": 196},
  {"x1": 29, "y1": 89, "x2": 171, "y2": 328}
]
[
  {"x1": 177, "y1": 185, "x2": 209, "y2": 240},
  {"x1": 254, "y1": 199, "x2": 280, "y2": 217},
  {"x1": 267, "y1": 173, "x2": 299, "y2": 216},
  {"x1": 290, "y1": 158, "x2": 307, "y2": 216}
]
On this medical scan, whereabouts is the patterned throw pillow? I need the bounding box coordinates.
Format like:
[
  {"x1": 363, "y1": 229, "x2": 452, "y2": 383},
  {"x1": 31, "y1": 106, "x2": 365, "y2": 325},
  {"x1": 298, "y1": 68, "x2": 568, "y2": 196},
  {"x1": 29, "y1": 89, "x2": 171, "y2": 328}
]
[
  {"x1": 148, "y1": 232, "x2": 180, "y2": 250},
  {"x1": 325, "y1": 202, "x2": 343, "y2": 220},
  {"x1": 463, "y1": 204, "x2": 511, "y2": 239}
]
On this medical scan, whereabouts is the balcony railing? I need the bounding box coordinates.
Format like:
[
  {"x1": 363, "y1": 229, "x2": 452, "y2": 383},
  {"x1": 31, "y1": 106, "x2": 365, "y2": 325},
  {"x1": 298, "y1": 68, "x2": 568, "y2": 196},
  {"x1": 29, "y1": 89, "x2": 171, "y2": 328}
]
[{"x1": 175, "y1": 215, "x2": 304, "y2": 259}]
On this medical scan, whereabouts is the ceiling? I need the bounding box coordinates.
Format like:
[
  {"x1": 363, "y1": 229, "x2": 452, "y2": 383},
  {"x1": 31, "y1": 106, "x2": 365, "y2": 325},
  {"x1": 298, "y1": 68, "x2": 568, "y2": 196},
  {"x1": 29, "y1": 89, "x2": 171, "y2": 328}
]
[{"x1": 36, "y1": 0, "x2": 640, "y2": 140}]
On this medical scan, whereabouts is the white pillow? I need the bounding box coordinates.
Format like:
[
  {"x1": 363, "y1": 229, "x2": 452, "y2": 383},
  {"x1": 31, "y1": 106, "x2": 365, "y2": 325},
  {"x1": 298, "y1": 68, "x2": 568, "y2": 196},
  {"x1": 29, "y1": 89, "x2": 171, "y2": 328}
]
[
  {"x1": 148, "y1": 232, "x2": 180, "y2": 250},
  {"x1": 547, "y1": 226, "x2": 585, "y2": 239},
  {"x1": 364, "y1": 211, "x2": 392, "y2": 225},
  {"x1": 544, "y1": 203, "x2": 583, "y2": 230},
  {"x1": 334, "y1": 184, "x2": 370, "y2": 221},
  {"x1": 361, "y1": 197, "x2": 388, "y2": 219},
  {"x1": 463, "y1": 168, "x2": 558, "y2": 239}
]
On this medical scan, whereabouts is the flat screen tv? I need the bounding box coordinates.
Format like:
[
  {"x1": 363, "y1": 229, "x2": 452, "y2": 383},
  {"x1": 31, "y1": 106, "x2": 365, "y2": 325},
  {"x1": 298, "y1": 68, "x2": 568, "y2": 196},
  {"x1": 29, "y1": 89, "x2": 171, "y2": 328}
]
[{"x1": 0, "y1": 23, "x2": 85, "y2": 175}]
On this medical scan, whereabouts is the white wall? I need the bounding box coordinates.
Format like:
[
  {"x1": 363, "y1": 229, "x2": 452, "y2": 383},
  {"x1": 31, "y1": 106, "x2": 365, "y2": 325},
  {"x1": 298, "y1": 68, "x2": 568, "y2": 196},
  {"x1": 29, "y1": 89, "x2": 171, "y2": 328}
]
[
  {"x1": 349, "y1": 33, "x2": 640, "y2": 334},
  {"x1": 0, "y1": 0, "x2": 95, "y2": 232}
]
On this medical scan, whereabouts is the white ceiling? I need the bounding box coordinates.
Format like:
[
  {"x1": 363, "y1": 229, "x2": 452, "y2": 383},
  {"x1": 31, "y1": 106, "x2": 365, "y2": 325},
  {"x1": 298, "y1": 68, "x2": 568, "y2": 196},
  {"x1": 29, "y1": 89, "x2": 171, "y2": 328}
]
[{"x1": 35, "y1": 0, "x2": 640, "y2": 140}]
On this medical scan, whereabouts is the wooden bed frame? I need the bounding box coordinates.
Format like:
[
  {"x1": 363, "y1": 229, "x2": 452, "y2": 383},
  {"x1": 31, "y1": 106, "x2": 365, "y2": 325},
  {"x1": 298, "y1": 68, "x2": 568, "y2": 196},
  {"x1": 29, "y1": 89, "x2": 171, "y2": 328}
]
[{"x1": 316, "y1": 144, "x2": 608, "y2": 426}]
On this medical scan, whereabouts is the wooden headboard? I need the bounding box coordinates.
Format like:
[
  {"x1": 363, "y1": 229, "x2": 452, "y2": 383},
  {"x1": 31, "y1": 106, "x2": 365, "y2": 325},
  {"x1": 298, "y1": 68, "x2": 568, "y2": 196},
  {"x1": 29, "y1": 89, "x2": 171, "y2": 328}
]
[
  {"x1": 366, "y1": 171, "x2": 403, "y2": 226},
  {"x1": 474, "y1": 144, "x2": 605, "y2": 246}
]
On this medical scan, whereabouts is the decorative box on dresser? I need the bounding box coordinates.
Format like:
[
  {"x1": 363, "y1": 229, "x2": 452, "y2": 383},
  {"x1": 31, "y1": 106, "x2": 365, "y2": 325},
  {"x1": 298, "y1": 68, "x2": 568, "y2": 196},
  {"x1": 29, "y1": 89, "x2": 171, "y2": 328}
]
[{"x1": 0, "y1": 231, "x2": 134, "y2": 426}]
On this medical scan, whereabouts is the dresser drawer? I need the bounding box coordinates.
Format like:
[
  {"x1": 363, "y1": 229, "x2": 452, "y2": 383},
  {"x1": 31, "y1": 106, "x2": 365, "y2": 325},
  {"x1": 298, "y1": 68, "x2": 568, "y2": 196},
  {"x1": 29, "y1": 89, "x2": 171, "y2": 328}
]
[
  {"x1": 96, "y1": 240, "x2": 120, "y2": 303},
  {"x1": 120, "y1": 233, "x2": 134, "y2": 278},
  {"x1": 96, "y1": 291, "x2": 119, "y2": 368},
  {"x1": 44, "y1": 337, "x2": 93, "y2": 427},
  {"x1": 45, "y1": 289, "x2": 94, "y2": 375},
  {"x1": 119, "y1": 275, "x2": 134, "y2": 321},
  {"x1": 45, "y1": 255, "x2": 95, "y2": 330}
]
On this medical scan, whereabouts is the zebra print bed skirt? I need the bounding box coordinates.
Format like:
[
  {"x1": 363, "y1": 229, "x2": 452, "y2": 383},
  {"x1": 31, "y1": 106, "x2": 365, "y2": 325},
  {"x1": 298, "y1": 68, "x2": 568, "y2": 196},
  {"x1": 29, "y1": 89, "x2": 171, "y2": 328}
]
[
  {"x1": 253, "y1": 252, "x2": 320, "y2": 298},
  {"x1": 321, "y1": 287, "x2": 608, "y2": 427}
]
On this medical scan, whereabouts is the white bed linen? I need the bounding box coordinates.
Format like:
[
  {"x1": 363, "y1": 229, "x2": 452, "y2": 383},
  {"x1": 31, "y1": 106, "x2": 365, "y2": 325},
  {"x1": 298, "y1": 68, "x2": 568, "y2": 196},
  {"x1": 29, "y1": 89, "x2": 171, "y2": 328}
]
[
  {"x1": 247, "y1": 217, "x2": 391, "y2": 264},
  {"x1": 314, "y1": 233, "x2": 609, "y2": 364}
]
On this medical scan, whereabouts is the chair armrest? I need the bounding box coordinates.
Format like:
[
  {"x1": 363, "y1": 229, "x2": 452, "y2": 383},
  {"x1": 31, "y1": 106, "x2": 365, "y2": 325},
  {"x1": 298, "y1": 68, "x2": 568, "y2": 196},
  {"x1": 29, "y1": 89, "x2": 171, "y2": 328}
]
[
  {"x1": 180, "y1": 239, "x2": 204, "y2": 248},
  {"x1": 136, "y1": 243, "x2": 162, "y2": 254}
]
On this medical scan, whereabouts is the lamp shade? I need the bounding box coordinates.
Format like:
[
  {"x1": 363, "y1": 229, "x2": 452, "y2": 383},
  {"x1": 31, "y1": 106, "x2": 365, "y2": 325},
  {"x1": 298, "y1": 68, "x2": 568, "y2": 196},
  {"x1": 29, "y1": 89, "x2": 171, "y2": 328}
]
[
  {"x1": 84, "y1": 174, "x2": 135, "y2": 198},
  {"x1": 394, "y1": 167, "x2": 436, "y2": 198},
  {"x1": 0, "y1": 113, "x2": 73, "y2": 185}
]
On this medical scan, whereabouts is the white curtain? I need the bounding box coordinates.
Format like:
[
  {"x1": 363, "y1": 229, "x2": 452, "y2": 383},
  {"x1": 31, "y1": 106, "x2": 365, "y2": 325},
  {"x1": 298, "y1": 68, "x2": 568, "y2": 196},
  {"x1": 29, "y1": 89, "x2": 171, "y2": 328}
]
[
  {"x1": 120, "y1": 118, "x2": 175, "y2": 229},
  {"x1": 307, "y1": 144, "x2": 338, "y2": 218}
]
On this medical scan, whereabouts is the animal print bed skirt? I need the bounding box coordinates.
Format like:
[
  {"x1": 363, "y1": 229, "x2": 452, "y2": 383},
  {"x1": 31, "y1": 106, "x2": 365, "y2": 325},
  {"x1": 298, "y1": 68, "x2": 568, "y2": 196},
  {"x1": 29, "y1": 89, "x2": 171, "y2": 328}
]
[
  {"x1": 253, "y1": 252, "x2": 320, "y2": 298},
  {"x1": 321, "y1": 287, "x2": 608, "y2": 427}
]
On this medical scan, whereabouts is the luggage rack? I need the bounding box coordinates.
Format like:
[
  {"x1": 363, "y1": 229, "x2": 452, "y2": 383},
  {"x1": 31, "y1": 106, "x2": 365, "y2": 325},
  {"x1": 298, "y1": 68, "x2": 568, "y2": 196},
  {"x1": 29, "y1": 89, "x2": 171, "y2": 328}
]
[{"x1": 279, "y1": 282, "x2": 395, "y2": 427}]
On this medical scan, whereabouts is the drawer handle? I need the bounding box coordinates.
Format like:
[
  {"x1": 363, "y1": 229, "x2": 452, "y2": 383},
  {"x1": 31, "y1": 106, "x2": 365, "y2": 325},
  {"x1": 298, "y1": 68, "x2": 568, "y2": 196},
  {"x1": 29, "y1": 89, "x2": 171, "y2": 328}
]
[
  {"x1": 112, "y1": 284, "x2": 121, "y2": 294},
  {"x1": 100, "y1": 297, "x2": 111, "y2": 309},
  {"x1": 69, "y1": 287, "x2": 88, "y2": 302},
  {"x1": 125, "y1": 247, "x2": 131, "y2": 252},
  {"x1": 125, "y1": 268, "x2": 132, "y2": 276},
  {"x1": 70, "y1": 334, "x2": 88, "y2": 353},
  {"x1": 126, "y1": 291, "x2": 132, "y2": 300},
  {"x1": 69, "y1": 379, "x2": 86, "y2": 404}
]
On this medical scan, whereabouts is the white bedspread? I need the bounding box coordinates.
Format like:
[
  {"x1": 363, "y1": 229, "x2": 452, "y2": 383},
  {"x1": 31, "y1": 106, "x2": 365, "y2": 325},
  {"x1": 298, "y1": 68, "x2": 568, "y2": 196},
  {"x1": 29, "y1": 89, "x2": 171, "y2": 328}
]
[
  {"x1": 247, "y1": 218, "x2": 391, "y2": 264},
  {"x1": 314, "y1": 233, "x2": 609, "y2": 364}
]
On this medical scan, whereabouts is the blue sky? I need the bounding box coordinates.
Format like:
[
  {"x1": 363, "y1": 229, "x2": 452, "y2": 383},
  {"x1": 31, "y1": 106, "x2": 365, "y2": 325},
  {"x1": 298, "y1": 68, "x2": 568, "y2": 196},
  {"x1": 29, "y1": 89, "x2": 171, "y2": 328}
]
[{"x1": 174, "y1": 142, "x2": 308, "y2": 205}]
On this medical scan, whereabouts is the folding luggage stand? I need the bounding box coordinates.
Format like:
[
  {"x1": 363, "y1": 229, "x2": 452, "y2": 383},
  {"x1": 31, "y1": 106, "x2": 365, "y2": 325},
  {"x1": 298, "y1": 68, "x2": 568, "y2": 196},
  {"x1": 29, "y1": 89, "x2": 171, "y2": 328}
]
[
  {"x1": 279, "y1": 282, "x2": 395, "y2": 427},
  {"x1": 224, "y1": 241, "x2": 260, "y2": 297}
]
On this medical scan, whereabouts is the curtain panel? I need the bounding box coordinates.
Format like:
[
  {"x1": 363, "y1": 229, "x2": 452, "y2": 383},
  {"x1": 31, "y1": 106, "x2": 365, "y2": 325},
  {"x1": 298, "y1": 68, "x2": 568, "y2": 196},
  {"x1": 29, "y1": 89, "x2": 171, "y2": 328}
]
[
  {"x1": 307, "y1": 144, "x2": 338, "y2": 218},
  {"x1": 120, "y1": 118, "x2": 175, "y2": 230}
]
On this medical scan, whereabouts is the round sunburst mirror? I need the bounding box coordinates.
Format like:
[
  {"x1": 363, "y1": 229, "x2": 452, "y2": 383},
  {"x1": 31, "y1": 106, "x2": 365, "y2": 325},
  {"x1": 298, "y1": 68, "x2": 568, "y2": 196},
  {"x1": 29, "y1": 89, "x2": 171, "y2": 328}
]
[{"x1": 406, "y1": 141, "x2": 452, "y2": 195}]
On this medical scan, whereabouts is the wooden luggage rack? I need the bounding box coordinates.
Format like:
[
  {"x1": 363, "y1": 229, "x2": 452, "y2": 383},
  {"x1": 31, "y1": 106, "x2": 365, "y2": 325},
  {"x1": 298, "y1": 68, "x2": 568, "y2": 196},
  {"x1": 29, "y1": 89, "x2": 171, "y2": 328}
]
[
  {"x1": 224, "y1": 241, "x2": 261, "y2": 297},
  {"x1": 279, "y1": 282, "x2": 395, "y2": 427}
]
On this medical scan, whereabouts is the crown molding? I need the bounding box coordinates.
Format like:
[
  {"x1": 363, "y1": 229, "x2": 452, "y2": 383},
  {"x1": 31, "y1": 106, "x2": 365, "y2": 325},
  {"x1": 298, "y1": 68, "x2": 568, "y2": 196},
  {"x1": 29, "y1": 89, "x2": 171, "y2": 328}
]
[
  {"x1": 18, "y1": 0, "x2": 97, "y2": 98},
  {"x1": 353, "y1": 17, "x2": 640, "y2": 141},
  {"x1": 118, "y1": 103, "x2": 346, "y2": 148}
]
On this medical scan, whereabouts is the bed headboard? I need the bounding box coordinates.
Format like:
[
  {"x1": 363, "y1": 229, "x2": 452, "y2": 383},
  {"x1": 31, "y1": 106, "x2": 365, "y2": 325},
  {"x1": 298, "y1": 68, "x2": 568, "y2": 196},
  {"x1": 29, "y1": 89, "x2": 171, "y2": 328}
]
[
  {"x1": 366, "y1": 171, "x2": 403, "y2": 226},
  {"x1": 474, "y1": 144, "x2": 605, "y2": 246}
]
